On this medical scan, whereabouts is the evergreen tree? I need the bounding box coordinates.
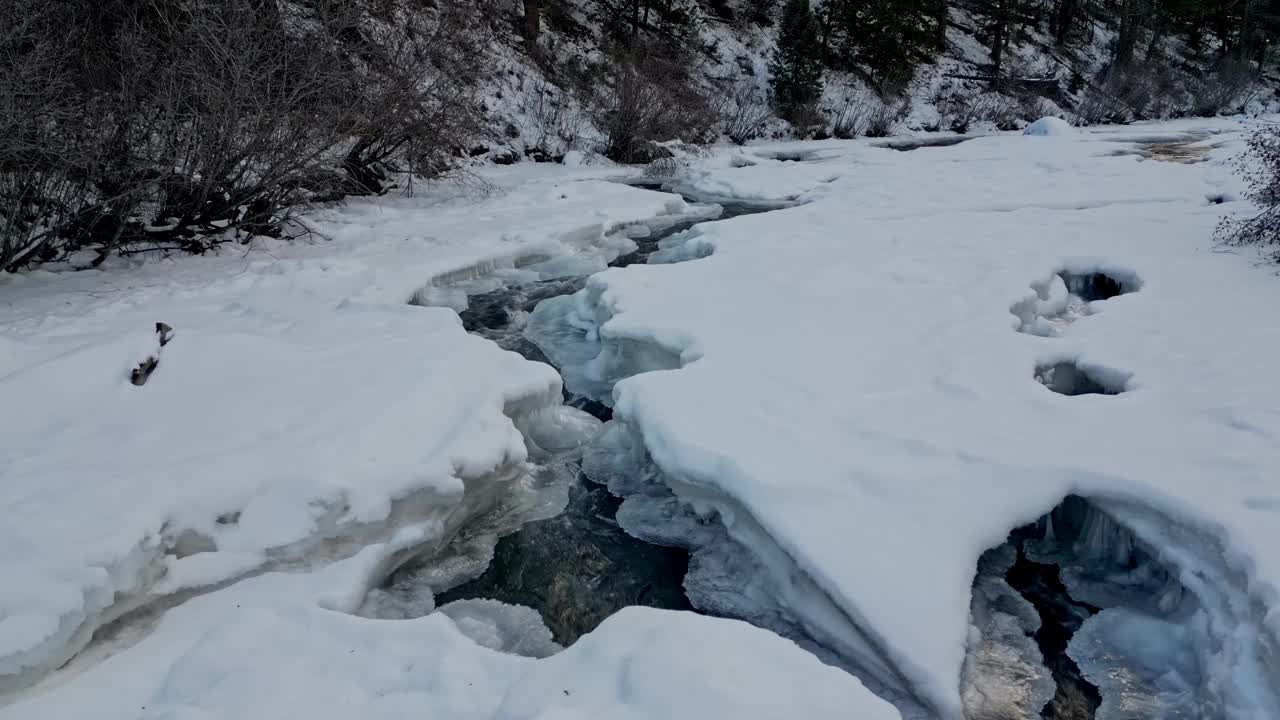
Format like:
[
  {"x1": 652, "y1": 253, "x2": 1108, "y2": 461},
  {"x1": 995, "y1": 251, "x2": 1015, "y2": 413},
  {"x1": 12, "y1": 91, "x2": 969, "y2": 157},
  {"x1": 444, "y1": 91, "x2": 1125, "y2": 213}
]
[
  {"x1": 961, "y1": 0, "x2": 1041, "y2": 88},
  {"x1": 769, "y1": 0, "x2": 824, "y2": 119},
  {"x1": 820, "y1": 0, "x2": 935, "y2": 91},
  {"x1": 595, "y1": 0, "x2": 702, "y2": 47}
]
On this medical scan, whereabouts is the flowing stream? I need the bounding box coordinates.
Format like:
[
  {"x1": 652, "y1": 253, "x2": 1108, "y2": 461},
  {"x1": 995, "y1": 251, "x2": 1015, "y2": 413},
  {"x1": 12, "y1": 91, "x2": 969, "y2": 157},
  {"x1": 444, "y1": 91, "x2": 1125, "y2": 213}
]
[{"x1": 377, "y1": 194, "x2": 774, "y2": 644}]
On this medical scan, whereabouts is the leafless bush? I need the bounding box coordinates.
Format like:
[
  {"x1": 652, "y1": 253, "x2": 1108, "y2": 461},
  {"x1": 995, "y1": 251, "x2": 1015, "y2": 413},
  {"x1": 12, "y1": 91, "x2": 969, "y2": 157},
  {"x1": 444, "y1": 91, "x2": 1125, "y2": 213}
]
[
  {"x1": 938, "y1": 93, "x2": 983, "y2": 134},
  {"x1": 0, "y1": 0, "x2": 489, "y2": 270},
  {"x1": 1218, "y1": 124, "x2": 1280, "y2": 256},
  {"x1": 1017, "y1": 94, "x2": 1053, "y2": 123},
  {"x1": 978, "y1": 94, "x2": 1021, "y2": 131},
  {"x1": 1075, "y1": 61, "x2": 1190, "y2": 125},
  {"x1": 1075, "y1": 69, "x2": 1144, "y2": 125},
  {"x1": 595, "y1": 44, "x2": 716, "y2": 163},
  {"x1": 715, "y1": 80, "x2": 772, "y2": 145},
  {"x1": 0, "y1": 1, "x2": 86, "y2": 269},
  {"x1": 518, "y1": 77, "x2": 587, "y2": 157},
  {"x1": 938, "y1": 93, "x2": 1021, "y2": 134},
  {"x1": 829, "y1": 89, "x2": 876, "y2": 139},
  {"x1": 865, "y1": 96, "x2": 911, "y2": 138},
  {"x1": 1190, "y1": 60, "x2": 1256, "y2": 117}
]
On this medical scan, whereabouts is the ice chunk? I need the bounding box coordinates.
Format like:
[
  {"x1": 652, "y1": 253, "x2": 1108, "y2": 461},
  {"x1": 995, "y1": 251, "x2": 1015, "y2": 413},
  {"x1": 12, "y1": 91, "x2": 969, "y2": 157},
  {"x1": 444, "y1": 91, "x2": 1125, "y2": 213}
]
[
  {"x1": 961, "y1": 546, "x2": 1057, "y2": 720},
  {"x1": 524, "y1": 254, "x2": 611, "y2": 281},
  {"x1": 1016, "y1": 496, "x2": 1280, "y2": 719},
  {"x1": 1069, "y1": 608, "x2": 1208, "y2": 720},
  {"x1": 438, "y1": 598, "x2": 563, "y2": 659},
  {"x1": 524, "y1": 295, "x2": 609, "y2": 402},
  {"x1": 514, "y1": 405, "x2": 603, "y2": 459}
]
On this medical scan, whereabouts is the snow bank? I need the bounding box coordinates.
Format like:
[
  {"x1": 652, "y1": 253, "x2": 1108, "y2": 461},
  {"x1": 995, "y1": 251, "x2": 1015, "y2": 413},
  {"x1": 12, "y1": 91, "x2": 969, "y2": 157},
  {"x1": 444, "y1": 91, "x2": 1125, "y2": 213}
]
[
  {"x1": 528, "y1": 117, "x2": 1280, "y2": 718},
  {"x1": 493, "y1": 607, "x2": 899, "y2": 720},
  {"x1": 0, "y1": 302, "x2": 567, "y2": 688},
  {"x1": 0, "y1": 544, "x2": 899, "y2": 720},
  {"x1": 0, "y1": 169, "x2": 703, "y2": 693},
  {"x1": 1024, "y1": 116, "x2": 1076, "y2": 136}
]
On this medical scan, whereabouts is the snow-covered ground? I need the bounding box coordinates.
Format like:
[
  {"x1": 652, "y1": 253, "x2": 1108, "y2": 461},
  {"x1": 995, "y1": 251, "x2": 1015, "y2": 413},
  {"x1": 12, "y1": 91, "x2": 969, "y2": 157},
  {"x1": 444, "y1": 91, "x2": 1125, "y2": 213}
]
[{"x1": 2, "y1": 117, "x2": 1277, "y2": 719}]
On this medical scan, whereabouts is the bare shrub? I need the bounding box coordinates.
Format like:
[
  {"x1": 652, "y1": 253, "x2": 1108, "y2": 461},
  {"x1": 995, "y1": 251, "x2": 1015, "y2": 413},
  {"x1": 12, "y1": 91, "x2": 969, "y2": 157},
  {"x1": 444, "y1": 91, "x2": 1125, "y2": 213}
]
[
  {"x1": 1190, "y1": 60, "x2": 1256, "y2": 117},
  {"x1": 715, "y1": 80, "x2": 772, "y2": 145},
  {"x1": 0, "y1": 0, "x2": 490, "y2": 270},
  {"x1": 938, "y1": 93, "x2": 983, "y2": 134},
  {"x1": 519, "y1": 77, "x2": 587, "y2": 156},
  {"x1": 1075, "y1": 61, "x2": 1193, "y2": 125},
  {"x1": 865, "y1": 96, "x2": 911, "y2": 137},
  {"x1": 1074, "y1": 68, "x2": 1146, "y2": 125},
  {"x1": 1217, "y1": 123, "x2": 1280, "y2": 255},
  {"x1": 938, "y1": 93, "x2": 1021, "y2": 134},
  {"x1": 978, "y1": 94, "x2": 1021, "y2": 131},
  {"x1": 595, "y1": 44, "x2": 716, "y2": 163},
  {"x1": 784, "y1": 101, "x2": 826, "y2": 138},
  {"x1": 0, "y1": 1, "x2": 86, "y2": 269},
  {"x1": 1017, "y1": 93, "x2": 1053, "y2": 124},
  {"x1": 829, "y1": 89, "x2": 876, "y2": 139}
]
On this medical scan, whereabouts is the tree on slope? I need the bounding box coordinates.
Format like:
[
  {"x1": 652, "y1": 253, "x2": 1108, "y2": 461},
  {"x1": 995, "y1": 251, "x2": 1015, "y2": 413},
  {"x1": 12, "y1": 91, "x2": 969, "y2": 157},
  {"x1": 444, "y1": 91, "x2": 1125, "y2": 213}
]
[
  {"x1": 769, "y1": 0, "x2": 824, "y2": 122},
  {"x1": 819, "y1": 0, "x2": 935, "y2": 91}
]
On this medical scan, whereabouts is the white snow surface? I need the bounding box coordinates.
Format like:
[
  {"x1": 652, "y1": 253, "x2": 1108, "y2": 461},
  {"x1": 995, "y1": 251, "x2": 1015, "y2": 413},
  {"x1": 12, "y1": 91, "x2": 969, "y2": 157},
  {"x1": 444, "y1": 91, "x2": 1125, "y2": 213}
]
[
  {"x1": 5, "y1": 118, "x2": 1280, "y2": 719},
  {"x1": 1023, "y1": 116, "x2": 1077, "y2": 136},
  {"x1": 0, "y1": 545, "x2": 893, "y2": 720},
  {"x1": 0, "y1": 164, "x2": 897, "y2": 718},
  {"x1": 527, "y1": 117, "x2": 1280, "y2": 717}
]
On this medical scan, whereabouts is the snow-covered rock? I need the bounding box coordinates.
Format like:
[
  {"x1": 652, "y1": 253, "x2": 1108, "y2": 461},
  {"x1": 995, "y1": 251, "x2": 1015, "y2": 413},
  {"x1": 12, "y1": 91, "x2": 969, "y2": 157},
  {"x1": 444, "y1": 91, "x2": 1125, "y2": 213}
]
[{"x1": 1023, "y1": 116, "x2": 1076, "y2": 136}]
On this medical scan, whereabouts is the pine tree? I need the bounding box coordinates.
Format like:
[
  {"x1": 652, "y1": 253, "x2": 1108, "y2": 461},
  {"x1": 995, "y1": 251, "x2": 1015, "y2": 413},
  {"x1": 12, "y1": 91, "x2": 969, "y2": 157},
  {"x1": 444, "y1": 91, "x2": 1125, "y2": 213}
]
[
  {"x1": 769, "y1": 0, "x2": 824, "y2": 120},
  {"x1": 820, "y1": 0, "x2": 935, "y2": 91}
]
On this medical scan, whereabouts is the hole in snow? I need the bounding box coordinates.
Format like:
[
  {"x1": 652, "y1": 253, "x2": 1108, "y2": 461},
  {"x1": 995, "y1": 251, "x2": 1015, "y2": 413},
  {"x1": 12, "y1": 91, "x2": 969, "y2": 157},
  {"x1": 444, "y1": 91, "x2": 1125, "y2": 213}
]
[
  {"x1": 1012, "y1": 269, "x2": 1140, "y2": 336},
  {"x1": 1034, "y1": 361, "x2": 1128, "y2": 396},
  {"x1": 432, "y1": 473, "x2": 693, "y2": 646},
  {"x1": 963, "y1": 495, "x2": 1205, "y2": 720},
  {"x1": 1205, "y1": 192, "x2": 1237, "y2": 206},
  {"x1": 755, "y1": 149, "x2": 819, "y2": 162},
  {"x1": 1057, "y1": 270, "x2": 1136, "y2": 302},
  {"x1": 877, "y1": 135, "x2": 977, "y2": 152},
  {"x1": 168, "y1": 528, "x2": 217, "y2": 558}
]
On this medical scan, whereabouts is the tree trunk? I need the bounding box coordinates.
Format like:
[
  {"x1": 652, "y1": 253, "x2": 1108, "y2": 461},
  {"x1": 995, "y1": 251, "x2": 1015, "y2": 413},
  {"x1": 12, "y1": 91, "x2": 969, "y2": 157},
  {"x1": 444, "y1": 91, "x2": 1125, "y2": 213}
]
[
  {"x1": 1053, "y1": 0, "x2": 1077, "y2": 46},
  {"x1": 1113, "y1": 0, "x2": 1142, "y2": 70},
  {"x1": 933, "y1": 0, "x2": 947, "y2": 51},
  {"x1": 990, "y1": 0, "x2": 1007, "y2": 90},
  {"x1": 522, "y1": 0, "x2": 542, "y2": 53}
]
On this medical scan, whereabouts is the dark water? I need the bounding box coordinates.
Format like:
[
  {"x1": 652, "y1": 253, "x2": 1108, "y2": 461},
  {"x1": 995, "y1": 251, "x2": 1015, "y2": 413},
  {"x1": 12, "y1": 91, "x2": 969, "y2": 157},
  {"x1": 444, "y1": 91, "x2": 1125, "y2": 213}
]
[
  {"x1": 879, "y1": 135, "x2": 977, "y2": 151},
  {"x1": 434, "y1": 475, "x2": 693, "y2": 644},
  {"x1": 391, "y1": 194, "x2": 777, "y2": 642},
  {"x1": 1005, "y1": 540, "x2": 1102, "y2": 719}
]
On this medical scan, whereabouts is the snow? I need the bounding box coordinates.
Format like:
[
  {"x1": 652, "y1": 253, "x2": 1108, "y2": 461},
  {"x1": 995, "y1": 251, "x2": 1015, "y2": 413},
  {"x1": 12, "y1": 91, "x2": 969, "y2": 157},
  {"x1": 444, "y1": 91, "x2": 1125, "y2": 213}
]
[
  {"x1": 525, "y1": 117, "x2": 1280, "y2": 717},
  {"x1": 1024, "y1": 116, "x2": 1076, "y2": 136},
  {"x1": 0, "y1": 170, "x2": 724, "y2": 688},
  {"x1": 4, "y1": 117, "x2": 1280, "y2": 720},
  {"x1": 0, "y1": 161, "x2": 899, "y2": 719},
  {"x1": 0, "y1": 545, "x2": 896, "y2": 720}
]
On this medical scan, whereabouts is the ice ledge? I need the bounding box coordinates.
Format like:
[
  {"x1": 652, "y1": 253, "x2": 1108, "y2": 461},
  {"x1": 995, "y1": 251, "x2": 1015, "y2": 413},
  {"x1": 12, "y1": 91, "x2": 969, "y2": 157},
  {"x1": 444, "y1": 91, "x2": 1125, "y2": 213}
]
[{"x1": 0, "y1": 308, "x2": 579, "y2": 695}]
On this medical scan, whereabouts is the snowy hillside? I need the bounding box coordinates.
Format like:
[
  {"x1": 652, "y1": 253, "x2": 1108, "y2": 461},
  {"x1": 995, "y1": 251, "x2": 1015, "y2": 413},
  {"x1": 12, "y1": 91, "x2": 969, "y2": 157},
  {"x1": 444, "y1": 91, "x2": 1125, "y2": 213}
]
[{"x1": 472, "y1": 0, "x2": 1280, "y2": 162}]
